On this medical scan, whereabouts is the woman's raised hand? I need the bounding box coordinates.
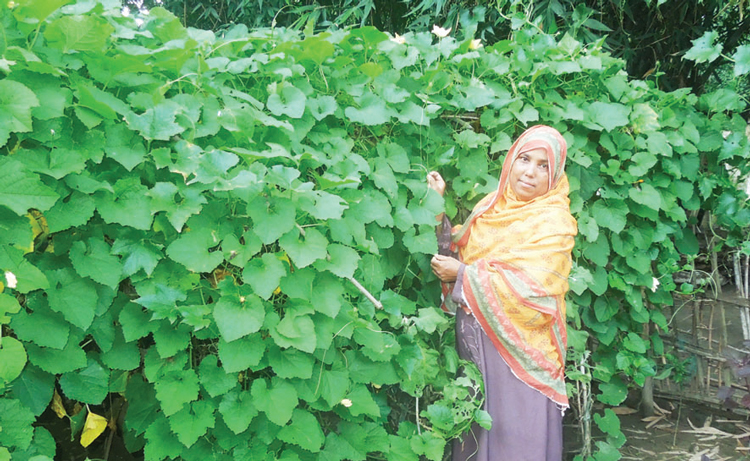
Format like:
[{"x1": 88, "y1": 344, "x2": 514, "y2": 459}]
[{"x1": 427, "y1": 171, "x2": 446, "y2": 196}]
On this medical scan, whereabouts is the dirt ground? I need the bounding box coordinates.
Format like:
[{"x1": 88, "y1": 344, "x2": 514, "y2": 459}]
[{"x1": 564, "y1": 399, "x2": 750, "y2": 460}]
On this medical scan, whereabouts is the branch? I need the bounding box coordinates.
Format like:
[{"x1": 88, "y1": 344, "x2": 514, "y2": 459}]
[{"x1": 347, "y1": 277, "x2": 383, "y2": 310}]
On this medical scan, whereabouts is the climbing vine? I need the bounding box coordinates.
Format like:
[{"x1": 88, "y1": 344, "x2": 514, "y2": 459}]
[{"x1": 0, "y1": 1, "x2": 748, "y2": 460}]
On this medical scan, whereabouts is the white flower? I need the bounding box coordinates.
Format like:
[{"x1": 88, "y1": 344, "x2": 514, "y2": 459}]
[
  {"x1": 469, "y1": 39, "x2": 483, "y2": 50},
  {"x1": 390, "y1": 33, "x2": 406, "y2": 45},
  {"x1": 651, "y1": 277, "x2": 660, "y2": 292},
  {"x1": 5, "y1": 271, "x2": 17, "y2": 289},
  {"x1": 340, "y1": 399, "x2": 353, "y2": 408},
  {"x1": 432, "y1": 25, "x2": 451, "y2": 38},
  {"x1": 122, "y1": 5, "x2": 130, "y2": 16}
]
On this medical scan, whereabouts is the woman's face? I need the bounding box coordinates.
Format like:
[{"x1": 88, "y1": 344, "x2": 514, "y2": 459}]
[{"x1": 509, "y1": 147, "x2": 550, "y2": 201}]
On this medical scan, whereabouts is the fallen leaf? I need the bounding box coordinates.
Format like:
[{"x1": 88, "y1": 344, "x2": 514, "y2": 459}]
[{"x1": 80, "y1": 411, "x2": 108, "y2": 448}]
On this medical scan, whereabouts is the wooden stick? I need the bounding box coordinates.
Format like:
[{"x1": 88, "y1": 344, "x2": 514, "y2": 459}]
[{"x1": 348, "y1": 277, "x2": 383, "y2": 309}]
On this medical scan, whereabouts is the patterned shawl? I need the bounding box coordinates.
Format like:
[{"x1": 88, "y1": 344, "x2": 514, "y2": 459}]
[{"x1": 450, "y1": 125, "x2": 577, "y2": 408}]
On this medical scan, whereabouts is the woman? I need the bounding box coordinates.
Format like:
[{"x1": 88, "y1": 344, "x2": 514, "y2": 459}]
[{"x1": 428, "y1": 125, "x2": 577, "y2": 461}]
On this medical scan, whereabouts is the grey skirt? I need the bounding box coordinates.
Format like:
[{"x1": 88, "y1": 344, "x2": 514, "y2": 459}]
[{"x1": 452, "y1": 308, "x2": 563, "y2": 461}]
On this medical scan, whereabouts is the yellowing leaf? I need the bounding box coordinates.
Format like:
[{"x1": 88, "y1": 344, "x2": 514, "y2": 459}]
[
  {"x1": 51, "y1": 390, "x2": 67, "y2": 419},
  {"x1": 80, "y1": 410, "x2": 108, "y2": 448}
]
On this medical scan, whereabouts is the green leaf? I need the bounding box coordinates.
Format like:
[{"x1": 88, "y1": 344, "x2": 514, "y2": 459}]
[
  {"x1": 0, "y1": 245, "x2": 49, "y2": 293},
  {"x1": 95, "y1": 178, "x2": 153, "y2": 230},
  {"x1": 308, "y1": 95, "x2": 338, "y2": 120},
  {"x1": 299, "y1": 191, "x2": 349, "y2": 220},
  {"x1": 59, "y1": 356, "x2": 109, "y2": 404},
  {"x1": 198, "y1": 355, "x2": 237, "y2": 398},
  {"x1": 152, "y1": 321, "x2": 191, "y2": 358},
  {"x1": 213, "y1": 294, "x2": 265, "y2": 342},
  {"x1": 25, "y1": 338, "x2": 87, "y2": 375},
  {"x1": 218, "y1": 334, "x2": 266, "y2": 373},
  {"x1": 0, "y1": 80, "x2": 40, "y2": 147},
  {"x1": 345, "y1": 93, "x2": 392, "y2": 126},
  {"x1": 596, "y1": 376, "x2": 628, "y2": 406},
  {"x1": 219, "y1": 390, "x2": 257, "y2": 434},
  {"x1": 251, "y1": 378, "x2": 299, "y2": 426},
  {"x1": 44, "y1": 14, "x2": 114, "y2": 53},
  {"x1": 167, "y1": 227, "x2": 224, "y2": 273},
  {"x1": 10, "y1": 302, "x2": 69, "y2": 349},
  {"x1": 242, "y1": 253, "x2": 287, "y2": 300},
  {"x1": 345, "y1": 384, "x2": 381, "y2": 418},
  {"x1": 104, "y1": 122, "x2": 147, "y2": 171},
  {"x1": 0, "y1": 292, "x2": 21, "y2": 324},
  {"x1": 271, "y1": 311, "x2": 317, "y2": 353},
  {"x1": 0, "y1": 157, "x2": 59, "y2": 215},
  {"x1": 12, "y1": 0, "x2": 69, "y2": 23},
  {"x1": 0, "y1": 399, "x2": 35, "y2": 451},
  {"x1": 684, "y1": 30, "x2": 722, "y2": 63},
  {"x1": 119, "y1": 301, "x2": 153, "y2": 342},
  {"x1": 628, "y1": 183, "x2": 661, "y2": 211},
  {"x1": 155, "y1": 370, "x2": 200, "y2": 417},
  {"x1": 45, "y1": 191, "x2": 96, "y2": 233},
  {"x1": 278, "y1": 408, "x2": 325, "y2": 452},
  {"x1": 354, "y1": 326, "x2": 401, "y2": 362},
  {"x1": 125, "y1": 100, "x2": 186, "y2": 141},
  {"x1": 144, "y1": 414, "x2": 184, "y2": 461},
  {"x1": 267, "y1": 346, "x2": 314, "y2": 379},
  {"x1": 314, "y1": 244, "x2": 360, "y2": 279},
  {"x1": 318, "y1": 368, "x2": 350, "y2": 407},
  {"x1": 586, "y1": 102, "x2": 630, "y2": 131},
  {"x1": 413, "y1": 307, "x2": 449, "y2": 334},
  {"x1": 309, "y1": 272, "x2": 344, "y2": 318},
  {"x1": 111, "y1": 237, "x2": 163, "y2": 277},
  {"x1": 247, "y1": 197, "x2": 297, "y2": 245},
  {"x1": 410, "y1": 431, "x2": 445, "y2": 461},
  {"x1": 0, "y1": 336, "x2": 27, "y2": 383},
  {"x1": 69, "y1": 238, "x2": 124, "y2": 289},
  {"x1": 623, "y1": 332, "x2": 648, "y2": 354},
  {"x1": 594, "y1": 409, "x2": 626, "y2": 448},
  {"x1": 10, "y1": 364, "x2": 55, "y2": 417},
  {"x1": 125, "y1": 374, "x2": 159, "y2": 436},
  {"x1": 627, "y1": 151, "x2": 658, "y2": 177},
  {"x1": 732, "y1": 44, "x2": 750, "y2": 76},
  {"x1": 280, "y1": 227, "x2": 328, "y2": 269},
  {"x1": 402, "y1": 227, "x2": 438, "y2": 254},
  {"x1": 46, "y1": 268, "x2": 98, "y2": 330},
  {"x1": 267, "y1": 84, "x2": 306, "y2": 119},
  {"x1": 101, "y1": 330, "x2": 140, "y2": 371},
  {"x1": 168, "y1": 400, "x2": 216, "y2": 448},
  {"x1": 591, "y1": 199, "x2": 628, "y2": 234},
  {"x1": 148, "y1": 182, "x2": 207, "y2": 232}
]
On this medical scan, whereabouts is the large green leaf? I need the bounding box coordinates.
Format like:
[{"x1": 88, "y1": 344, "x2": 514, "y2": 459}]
[
  {"x1": 213, "y1": 294, "x2": 265, "y2": 342},
  {"x1": 69, "y1": 238, "x2": 124, "y2": 289},
  {"x1": 0, "y1": 398, "x2": 35, "y2": 451},
  {"x1": 0, "y1": 80, "x2": 39, "y2": 147},
  {"x1": 684, "y1": 30, "x2": 722, "y2": 63},
  {"x1": 166, "y1": 227, "x2": 224, "y2": 273},
  {"x1": 0, "y1": 336, "x2": 27, "y2": 383},
  {"x1": 168, "y1": 400, "x2": 216, "y2": 448},
  {"x1": 59, "y1": 356, "x2": 109, "y2": 404},
  {"x1": 241, "y1": 253, "x2": 287, "y2": 300},
  {"x1": 218, "y1": 390, "x2": 257, "y2": 434},
  {"x1": 44, "y1": 14, "x2": 114, "y2": 53},
  {"x1": 0, "y1": 157, "x2": 59, "y2": 215},
  {"x1": 154, "y1": 370, "x2": 200, "y2": 416},
  {"x1": 278, "y1": 408, "x2": 325, "y2": 452},
  {"x1": 251, "y1": 378, "x2": 299, "y2": 426}
]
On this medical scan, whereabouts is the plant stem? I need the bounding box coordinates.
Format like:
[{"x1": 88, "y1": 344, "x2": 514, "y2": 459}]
[{"x1": 348, "y1": 277, "x2": 383, "y2": 309}]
